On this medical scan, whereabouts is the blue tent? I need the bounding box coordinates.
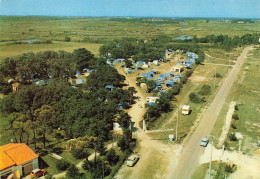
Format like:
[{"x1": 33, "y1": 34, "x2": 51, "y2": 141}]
[
  {"x1": 159, "y1": 90, "x2": 166, "y2": 95},
  {"x1": 32, "y1": 78, "x2": 40, "y2": 84},
  {"x1": 76, "y1": 78, "x2": 84, "y2": 84},
  {"x1": 126, "y1": 69, "x2": 133, "y2": 74},
  {"x1": 136, "y1": 61, "x2": 145, "y2": 66},
  {"x1": 147, "y1": 76, "x2": 153, "y2": 80},
  {"x1": 175, "y1": 74, "x2": 182, "y2": 78},
  {"x1": 142, "y1": 73, "x2": 149, "y2": 77},
  {"x1": 158, "y1": 74, "x2": 166, "y2": 81},
  {"x1": 165, "y1": 72, "x2": 174, "y2": 77},
  {"x1": 106, "y1": 61, "x2": 114, "y2": 66},
  {"x1": 189, "y1": 58, "x2": 196, "y2": 63},
  {"x1": 149, "y1": 70, "x2": 156, "y2": 75},
  {"x1": 135, "y1": 66, "x2": 142, "y2": 70},
  {"x1": 105, "y1": 85, "x2": 114, "y2": 91},
  {"x1": 156, "y1": 83, "x2": 162, "y2": 88},
  {"x1": 166, "y1": 81, "x2": 174, "y2": 87},
  {"x1": 173, "y1": 77, "x2": 180, "y2": 83},
  {"x1": 76, "y1": 71, "x2": 81, "y2": 75}
]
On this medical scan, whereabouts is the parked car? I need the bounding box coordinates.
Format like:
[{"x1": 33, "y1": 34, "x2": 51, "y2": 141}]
[
  {"x1": 200, "y1": 138, "x2": 209, "y2": 147},
  {"x1": 30, "y1": 169, "x2": 47, "y2": 178},
  {"x1": 126, "y1": 154, "x2": 139, "y2": 167}
]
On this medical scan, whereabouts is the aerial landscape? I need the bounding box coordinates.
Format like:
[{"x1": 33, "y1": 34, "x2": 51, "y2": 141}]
[{"x1": 0, "y1": 0, "x2": 259, "y2": 179}]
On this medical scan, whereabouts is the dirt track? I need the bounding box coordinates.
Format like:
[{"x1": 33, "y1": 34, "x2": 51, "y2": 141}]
[{"x1": 168, "y1": 46, "x2": 253, "y2": 179}]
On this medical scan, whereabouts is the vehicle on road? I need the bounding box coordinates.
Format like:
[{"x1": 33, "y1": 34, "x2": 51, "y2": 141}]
[
  {"x1": 200, "y1": 138, "x2": 209, "y2": 147},
  {"x1": 126, "y1": 154, "x2": 139, "y2": 167},
  {"x1": 29, "y1": 169, "x2": 47, "y2": 178}
]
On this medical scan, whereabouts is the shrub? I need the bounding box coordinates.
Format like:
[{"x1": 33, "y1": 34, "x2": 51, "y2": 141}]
[
  {"x1": 232, "y1": 113, "x2": 239, "y2": 120},
  {"x1": 234, "y1": 104, "x2": 239, "y2": 111},
  {"x1": 215, "y1": 73, "x2": 222, "y2": 78},
  {"x1": 105, "y1": 148, "x2": 119, "y2": 165},
  {"x1": 198, "y1": 85, "x2": 211, "y2": 95},
  {"x1": 229, "y1": 133, "x2": 238, "y2": 141},
  {"x1": 65, "y1": 36, "x2": 71, "y2": 42},
  {"x1": 231, "y1": 121, "x2": 237, "y2": 129},
  {"x1": 56, "y1": 159, "x2": 70, "y2": 171},
  {"x1": 189, "y1": 92, "x2": 202, "y2": 103},
  {"x1": 224, "y1": 141, "x2": 228, "y2": 148},
  {"x1": 225, "y1": 164, "x2": 236, "y2": 173},
  {"x1": 71, "y1": 148, "x2": 86, "y2": 159},
  {"x1": 66, "y1": 164, "x2": 80, "y2": 178}
]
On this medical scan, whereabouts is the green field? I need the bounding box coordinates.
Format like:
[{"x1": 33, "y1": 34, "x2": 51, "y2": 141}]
[{"x1": 1, "y1": 16, "x2": 260, "y2": 61}]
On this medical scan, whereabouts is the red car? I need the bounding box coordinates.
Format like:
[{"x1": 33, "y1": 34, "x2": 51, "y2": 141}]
[{"x1": 29, "y1": 169, "x2": 47, "y2": 178}]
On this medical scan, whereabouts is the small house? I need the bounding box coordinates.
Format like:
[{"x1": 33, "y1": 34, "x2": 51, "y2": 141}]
[
  {"x1": 146, "y1": 97, "x2": 159, "y2": 103},
  {"x1": 12, "y1": 82, "x2": 20, "y2": 92},
  {"x1": 171, "y1": 65, "x2": 184, "y2": 74},
  {"x1": 182, "y1": 105, "x2": 190, "y2": 115},
  {"x1": 0, "y1": 143, "x2": 39, "y2": 178},
  {"x1": 153, "y1": 60, "x2": 159, "y2": 66}
]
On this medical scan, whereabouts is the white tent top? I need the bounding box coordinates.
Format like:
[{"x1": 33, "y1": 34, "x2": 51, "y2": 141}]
[{"x1": 182, "y1": 105, "x2": 190, "y2": 110}]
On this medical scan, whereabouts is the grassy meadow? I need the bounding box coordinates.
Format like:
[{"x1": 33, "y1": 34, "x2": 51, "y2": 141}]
[
  {"x1": 211, "y1": 46, "x2": 260, "y2": 153},
  {"x1": 1, "y1": 16, "x2": 260, "y2": 61}
]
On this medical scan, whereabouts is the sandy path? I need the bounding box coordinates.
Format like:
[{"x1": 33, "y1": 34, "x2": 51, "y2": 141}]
[
  {"x1": 115, "y1": 67, "x2": 181, "y2": 179},
  {"x1": 168, "y1": 46, "x2": 253, "y2": 179},
  {"x1": 218, "y1": 101, "x2": 236, "y2": 147}
]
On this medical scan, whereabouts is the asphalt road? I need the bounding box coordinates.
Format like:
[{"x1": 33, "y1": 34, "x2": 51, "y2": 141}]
[{"x1": 169, "y1": 46, "x2": 253, "y2": 179}]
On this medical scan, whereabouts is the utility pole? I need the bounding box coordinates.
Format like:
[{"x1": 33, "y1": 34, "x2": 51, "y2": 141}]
[
  {"x1": 214, "y1": 68, "x2": 216, "y2": 88},
  {"x1": 176, "y1": 107, "x2": 179, "y2": 141},
  {"x1": 229, "y1": 50, "x2": 231, "y2": 66}
]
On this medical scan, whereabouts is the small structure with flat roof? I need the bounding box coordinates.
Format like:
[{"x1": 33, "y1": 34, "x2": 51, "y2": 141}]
[{"x1": 182, "y1": 105, "x2": 190, "y2": 115}]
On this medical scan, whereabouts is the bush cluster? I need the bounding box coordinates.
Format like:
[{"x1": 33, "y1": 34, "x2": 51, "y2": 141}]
[{"x1": 56, "y1": 159, "x2": 71, "y2": 171}]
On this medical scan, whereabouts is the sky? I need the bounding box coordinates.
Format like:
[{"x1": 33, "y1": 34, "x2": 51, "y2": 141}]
[{"x1": 0, "y1": 0, "x2": 259, "y2": 18}]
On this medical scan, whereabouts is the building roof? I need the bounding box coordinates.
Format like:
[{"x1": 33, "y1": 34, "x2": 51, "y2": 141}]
[
  {"x1": 182, "y1": 105, "x2": 190, "y2": 110},
  {"x1": 11, "y1": 82, "x2": 20, "y2": 87},
  {"x1": 0, "y1": 143, "x2": 38, "y2": 171}
]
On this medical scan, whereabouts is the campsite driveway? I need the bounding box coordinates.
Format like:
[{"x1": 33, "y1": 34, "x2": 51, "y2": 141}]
[{"x1": 168, "y1": 46, "x2": 253, "y2": 179}]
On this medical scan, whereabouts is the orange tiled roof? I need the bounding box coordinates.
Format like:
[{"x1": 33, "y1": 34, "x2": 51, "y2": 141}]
[
  {"x1": 11, "y1": 82, "x2": 20, "y2": 87},
  {"x1": 0, "y1": 143, "x2": 38, "y2": 171}
]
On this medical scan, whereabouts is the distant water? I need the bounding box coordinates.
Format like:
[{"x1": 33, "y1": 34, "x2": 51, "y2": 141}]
[
  {"x1": 6, "y1": 39, "x2": 40, "y2": 43},
  {"x1": 178, "y1": 28, "x2": 186, "y2": 31},
  {"x1": 193, "y1": 28, "x2": 199, "y2": 31},
  {"x1": 173, "y1": 35, "x2": 193, "y2": 41}
]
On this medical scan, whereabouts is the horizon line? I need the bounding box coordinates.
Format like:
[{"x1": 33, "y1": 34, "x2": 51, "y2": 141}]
[{"x1": 0, "y1": 15, "x2": 259, "y2": 20}]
